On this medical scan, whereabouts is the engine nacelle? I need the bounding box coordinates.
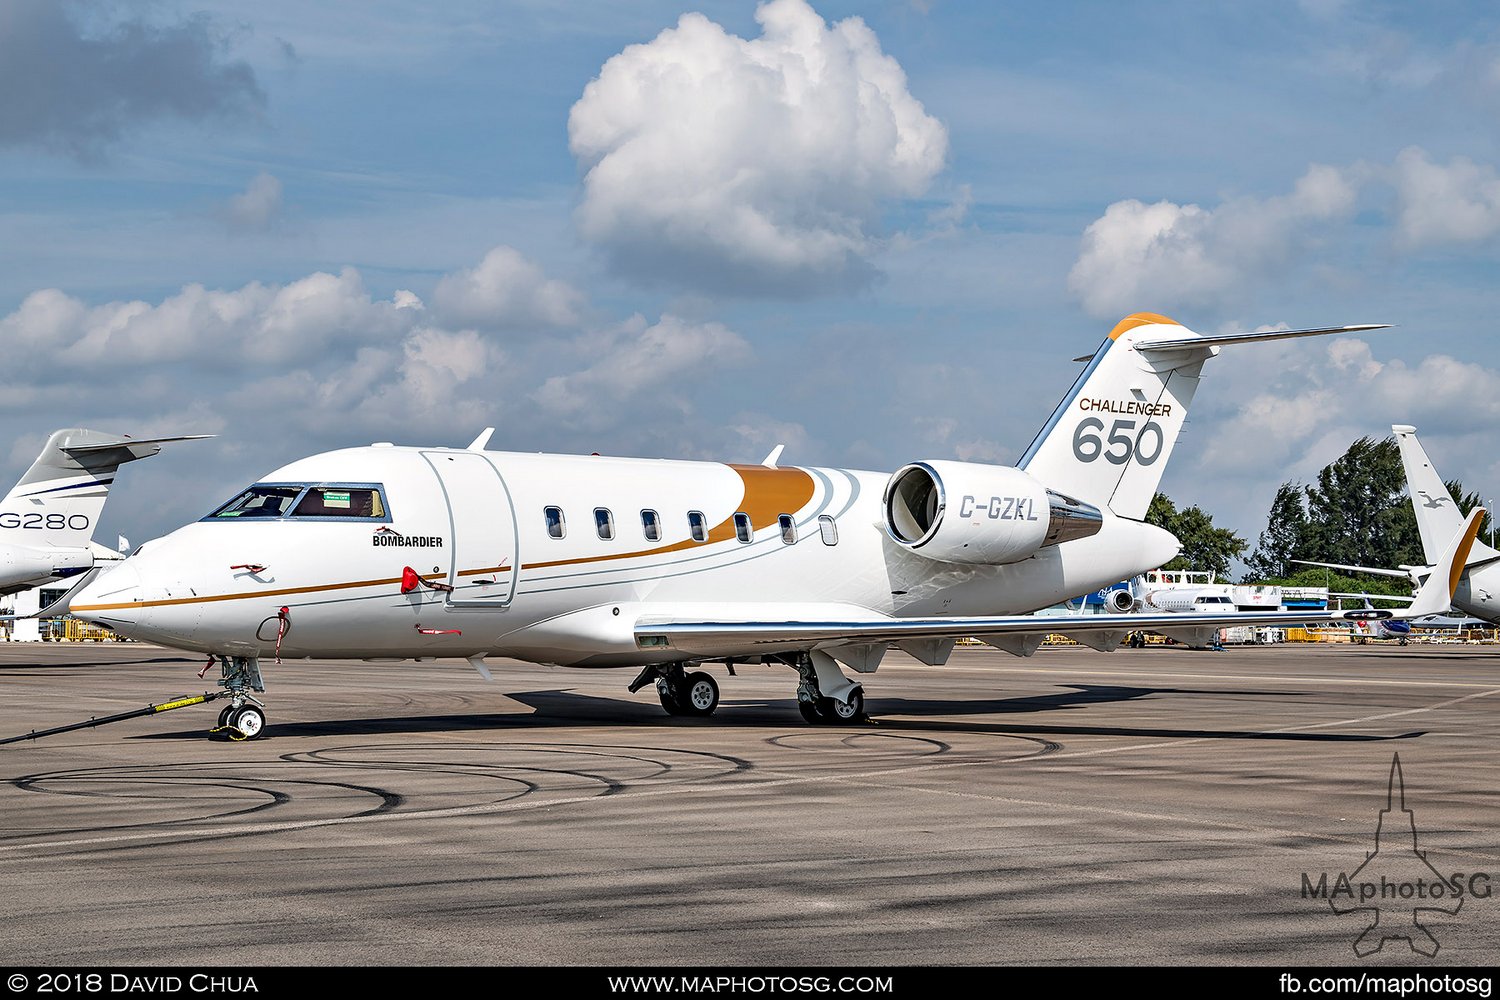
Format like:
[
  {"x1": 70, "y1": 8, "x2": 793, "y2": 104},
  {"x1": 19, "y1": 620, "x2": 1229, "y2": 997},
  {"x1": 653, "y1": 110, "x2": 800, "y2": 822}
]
[
  {"x1": 0, "y1": 543, "x2": 92, "y2": 590},
  {"x1": 882, "y1": 460, "x2": 1104, "y2": 565}
]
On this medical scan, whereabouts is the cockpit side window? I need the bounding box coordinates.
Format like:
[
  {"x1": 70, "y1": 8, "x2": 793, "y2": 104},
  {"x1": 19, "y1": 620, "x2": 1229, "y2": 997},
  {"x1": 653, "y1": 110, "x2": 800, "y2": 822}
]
[
  {"x1": 209, "y1": 486, "x2": 304, "y2": 519},
  {"x1": 293, "y1": 487, "x2": 385, "y2": 519},
  {"x1": 205, "y1": 483, "x2": 390, "y2": 522}
]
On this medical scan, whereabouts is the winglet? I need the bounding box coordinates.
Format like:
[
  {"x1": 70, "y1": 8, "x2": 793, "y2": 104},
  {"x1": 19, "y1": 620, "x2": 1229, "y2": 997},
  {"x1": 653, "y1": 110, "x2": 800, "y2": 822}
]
[
  {"x1": 467, "y1": 427, "x2": 495, "y2": 451},
  {"x1": 761, "y1": 444, "x2": 784, "y2": 469},
  {"x1": 1405, "y1": 507, "x2": 1484, "y2": 618}
]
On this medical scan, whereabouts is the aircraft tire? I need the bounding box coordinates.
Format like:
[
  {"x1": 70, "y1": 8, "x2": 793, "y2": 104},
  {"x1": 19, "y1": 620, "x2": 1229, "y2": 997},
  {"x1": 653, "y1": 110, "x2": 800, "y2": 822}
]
[
  {"x1": 230, "y1": 705, "x2": 266, "y2": 740},
  {"x1": 217, "y1": 706, "x2": 234, "y2": 729},
  {"x1": 824, "y1": 686, "x2": 865, "y2": 725},
  {"x1": 797, "y1": 699, "x2": 826, "y2": 724},
  {"x1": 680, "y1": 671, "x2": 720, "y2": 717}
]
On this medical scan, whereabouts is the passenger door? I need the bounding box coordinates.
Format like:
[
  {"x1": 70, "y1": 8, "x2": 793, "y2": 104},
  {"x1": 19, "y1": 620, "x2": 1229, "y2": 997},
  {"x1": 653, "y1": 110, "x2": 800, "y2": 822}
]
[{"x1": 420, "y1": 451, "x2": 518, "y2": 609}]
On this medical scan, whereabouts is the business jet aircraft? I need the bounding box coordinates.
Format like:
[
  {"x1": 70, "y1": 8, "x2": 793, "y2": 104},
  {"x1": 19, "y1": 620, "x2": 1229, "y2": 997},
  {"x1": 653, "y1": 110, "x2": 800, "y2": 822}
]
[
  {"x1": 1297, "y1": 425, "x2": 1500, "y2": 626},
  {"x1": 0, "y1": 429, "x2": 209, "y2": 606},
  {"x1": 68, "y1": 314, "x2": 1466, "y2": 740}
]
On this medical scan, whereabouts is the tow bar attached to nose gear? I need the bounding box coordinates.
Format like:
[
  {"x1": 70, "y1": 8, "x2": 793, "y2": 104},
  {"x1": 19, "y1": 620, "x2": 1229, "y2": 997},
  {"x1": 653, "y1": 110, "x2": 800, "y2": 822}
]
[{"x1": 0, "y1": 690, "x2": 227, "y2": 746}]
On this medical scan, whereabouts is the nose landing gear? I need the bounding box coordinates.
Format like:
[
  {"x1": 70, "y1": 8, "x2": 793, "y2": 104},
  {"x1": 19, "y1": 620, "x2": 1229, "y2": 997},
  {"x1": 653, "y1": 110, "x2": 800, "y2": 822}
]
[{"x1": 210, "y1": 655, "x2": 268, "y2": 741}]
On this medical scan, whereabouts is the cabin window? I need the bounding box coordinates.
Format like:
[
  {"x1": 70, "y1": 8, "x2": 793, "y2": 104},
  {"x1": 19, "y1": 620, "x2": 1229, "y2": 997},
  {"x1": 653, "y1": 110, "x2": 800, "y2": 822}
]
[
  {"x1": 688, "y1": 511, "x2": 707, "y2": 542},
  {"x1": 734, "y1": 512, "x2": 752, "y2": 544},
  {"x1": 641, "y1": 509, "x2": 661, "y2": 542},
  {"x1": 779, "y1": 514, "x2": 796, "y2": 545},
  {"x1": 545, "y1": 506, "x2": 565, "y2": 539},
  {"x1": 595, "y1": 507, "x2": 615, "y2": 540},
  {"x1": 818, "y1": 514, "x2": 838, "y2": 546}
]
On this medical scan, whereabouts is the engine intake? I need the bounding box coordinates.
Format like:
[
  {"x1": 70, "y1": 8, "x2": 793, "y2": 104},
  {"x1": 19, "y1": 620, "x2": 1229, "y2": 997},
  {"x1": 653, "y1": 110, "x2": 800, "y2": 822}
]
[{"x1": 883, "y1": 460, "x2": 1103, "y2": 565}]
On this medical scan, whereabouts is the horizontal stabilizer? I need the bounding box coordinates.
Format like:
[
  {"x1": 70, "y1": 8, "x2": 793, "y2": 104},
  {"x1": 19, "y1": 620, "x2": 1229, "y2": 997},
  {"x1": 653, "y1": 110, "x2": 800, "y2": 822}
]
[
  {"x1": 1291, "y1": 559, "x2": 1414, "y2": 580},
  {"x1": 1136, "y1": 325, "x2": 1392, "y2": 354},
  {"x1": 64, "y1": 433, "x2": 214, "y2": 454}
]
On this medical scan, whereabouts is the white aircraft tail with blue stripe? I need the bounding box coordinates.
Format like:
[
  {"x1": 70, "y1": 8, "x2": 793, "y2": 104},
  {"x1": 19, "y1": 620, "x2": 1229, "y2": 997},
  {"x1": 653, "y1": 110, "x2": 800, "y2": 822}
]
[{"x1": 0, "y1": 429, "x2": 211, "y2": 549}]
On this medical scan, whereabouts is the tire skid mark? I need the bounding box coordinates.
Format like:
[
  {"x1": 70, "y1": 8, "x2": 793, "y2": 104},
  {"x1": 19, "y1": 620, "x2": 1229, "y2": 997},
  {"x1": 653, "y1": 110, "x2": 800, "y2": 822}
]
[{"x1": 1, "y1": 740, "x2": 754, "y2": 856}]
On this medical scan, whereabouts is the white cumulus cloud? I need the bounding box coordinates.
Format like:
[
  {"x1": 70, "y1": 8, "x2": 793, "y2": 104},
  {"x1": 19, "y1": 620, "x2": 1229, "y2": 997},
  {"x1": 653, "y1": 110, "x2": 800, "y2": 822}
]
[
  {"x1": 1389, "y1": 146, "x2": 1500, "y2": 248},
  {"x1": 533, "y1": 314, "x2": 751, "y2": 427},
  {"x1": 0, "y1": 268, "x2": 417, "y2": 368},
  {"x1": 1068, "y1": 164, "x2": 1357, "y2": 318},
  {"x1": 567, "y1": 0, "x2": 947, "y2": 295},
  {"x1": 431, "y1": 245, "x2": 584, "y2": 331},
  {"x1": 0, "y1": 245, "x2": 766, "y2": 537}
]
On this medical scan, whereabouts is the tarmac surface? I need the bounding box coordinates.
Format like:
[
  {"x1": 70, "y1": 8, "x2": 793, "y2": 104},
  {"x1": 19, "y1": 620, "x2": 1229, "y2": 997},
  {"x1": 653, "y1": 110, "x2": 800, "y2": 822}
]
[{"x1": 0, "y1": 640, "x2": 1497, "y2": 966}]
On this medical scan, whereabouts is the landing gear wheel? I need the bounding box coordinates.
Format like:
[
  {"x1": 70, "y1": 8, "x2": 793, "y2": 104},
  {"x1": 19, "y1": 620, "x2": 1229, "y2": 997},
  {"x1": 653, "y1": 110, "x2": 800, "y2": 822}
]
[
  {"x1": 229, "y1": 705, "x2": 266, "y2": 740},
  {"x1": 681, "y1": 671, "x2": 720, "y2": 717},
  {"x1": 217, "y1": 705, "x2": 234, "y2": 729},
  {"x1": 797, "y1": 699, "x2": 826, "y2": 724},
  {"x1": 658, "y1": 684, "x2": 686, "y2": 716},
  {"x1": 825, "y1": 686, "x2": 864, "y2": 725}
]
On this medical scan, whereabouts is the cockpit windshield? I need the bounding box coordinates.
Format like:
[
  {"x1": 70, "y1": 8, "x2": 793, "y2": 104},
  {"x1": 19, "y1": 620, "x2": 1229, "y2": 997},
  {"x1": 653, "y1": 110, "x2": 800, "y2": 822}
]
[
  {"x1": 206, "y1": 483, "x2": 389, "y2": 521},
  {"x1": 211, "y1": 486, "x2": 303, "y2": 518}
]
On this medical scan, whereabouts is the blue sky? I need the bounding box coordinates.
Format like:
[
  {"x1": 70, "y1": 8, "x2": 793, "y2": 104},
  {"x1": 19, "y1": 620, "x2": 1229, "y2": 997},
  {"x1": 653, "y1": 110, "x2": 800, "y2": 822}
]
[{"x1": 3, "y1": 0, "x2": 1499, "y2": 565}]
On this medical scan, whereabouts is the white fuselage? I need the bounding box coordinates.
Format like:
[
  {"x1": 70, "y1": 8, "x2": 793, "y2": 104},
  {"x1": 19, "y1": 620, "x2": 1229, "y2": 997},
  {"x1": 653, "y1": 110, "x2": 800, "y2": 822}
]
[
  {"x1": 70, "y1": 445, "x2": 1179, "y2": 667},
  {"x1": 1449, "y1": 565, "x2": 1500, "y2": 624}
]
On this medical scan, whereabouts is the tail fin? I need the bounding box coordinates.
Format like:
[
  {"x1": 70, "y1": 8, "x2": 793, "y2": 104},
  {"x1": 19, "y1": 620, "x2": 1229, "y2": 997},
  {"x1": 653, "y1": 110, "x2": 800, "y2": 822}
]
[
  {"x1": 0, "y1": 430, "x2": 212, "y2": 547},
  {"x1": 1019, "y1": 314, "x2": 1390, "y2": 520},
  {"x1": 1391, "y1": 424, "x2": 1498, "y2": 567}
]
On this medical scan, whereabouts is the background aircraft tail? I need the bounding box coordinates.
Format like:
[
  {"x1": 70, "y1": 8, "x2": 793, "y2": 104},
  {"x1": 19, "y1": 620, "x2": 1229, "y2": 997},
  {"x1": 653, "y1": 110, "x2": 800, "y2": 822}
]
[
  {"x1": 1392, "y1": 424, "x2": 1498, "y2": 567},
  {"x1": 0, "y1": 430, "x2": 211, "y2": 548},
  {"x1": 1019, "y1": 314, "x2": 1390, "y2": 521}
]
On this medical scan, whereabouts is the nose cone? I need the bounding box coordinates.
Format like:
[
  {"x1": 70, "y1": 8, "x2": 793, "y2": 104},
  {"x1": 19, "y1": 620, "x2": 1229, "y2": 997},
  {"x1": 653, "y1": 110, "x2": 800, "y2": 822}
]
[{"x1": 69, "y1": 561, "x2": 143, "y2": 628}]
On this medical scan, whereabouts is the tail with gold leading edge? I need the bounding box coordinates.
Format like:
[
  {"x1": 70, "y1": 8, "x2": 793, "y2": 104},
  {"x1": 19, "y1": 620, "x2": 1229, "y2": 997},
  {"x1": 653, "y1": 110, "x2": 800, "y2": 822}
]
[{"x1": 1018, "y1": 313, "x2": 1391, "y2": 521}]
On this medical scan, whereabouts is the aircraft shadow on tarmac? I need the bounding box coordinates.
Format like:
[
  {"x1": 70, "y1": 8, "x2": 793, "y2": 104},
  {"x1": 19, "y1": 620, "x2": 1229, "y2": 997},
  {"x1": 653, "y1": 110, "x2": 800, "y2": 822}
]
[
  {"x1": 133, "y1": 682, "x2": 1423, "y2": 743},
  {"x1": 0, "y1": 656, "x2": 197, "y2": 671}
]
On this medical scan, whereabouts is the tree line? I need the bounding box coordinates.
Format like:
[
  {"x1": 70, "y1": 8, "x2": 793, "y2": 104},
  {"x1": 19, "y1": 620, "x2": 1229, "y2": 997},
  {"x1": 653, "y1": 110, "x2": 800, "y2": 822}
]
[{"x1": 1144, "y1": 434, "x2": 1493, "y2": 591}]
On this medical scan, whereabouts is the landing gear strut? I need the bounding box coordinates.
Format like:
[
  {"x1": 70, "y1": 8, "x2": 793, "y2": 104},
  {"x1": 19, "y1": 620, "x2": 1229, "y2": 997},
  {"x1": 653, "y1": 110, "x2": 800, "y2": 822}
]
[
  {"x1": 629, "y1": 663, "x2": 720, "y2": 718},
  {"x1": 793, "y1": 651, "x2": 866, "y2": 726},
  {"x1": 212, "y1": 655, "x2": 268, "y2": 740}
]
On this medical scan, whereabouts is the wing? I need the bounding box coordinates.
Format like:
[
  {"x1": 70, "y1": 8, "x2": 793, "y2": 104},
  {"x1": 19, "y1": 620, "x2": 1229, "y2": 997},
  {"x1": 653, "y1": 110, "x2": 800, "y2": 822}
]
[
  {"x1": 637, "y1": 607, "x2": 1386, "y2": 658},
  {"x1": 637, "y1": 509, "x2": 1481, "y2": 660}
]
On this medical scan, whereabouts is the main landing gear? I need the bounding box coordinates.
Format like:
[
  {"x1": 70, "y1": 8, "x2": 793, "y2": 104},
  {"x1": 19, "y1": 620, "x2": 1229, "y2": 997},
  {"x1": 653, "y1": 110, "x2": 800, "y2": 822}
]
[
  {"x1": 211, "y1": 655, "x2": 268, "y2": 740},
  {"x1": 629, "y1": 663, "x2": 721, "y2": 718},
  {"x1": 793, "y1": 650, "x2": 866, "y2": 726},
  {"x1": 629, "y1": 652, "x2": 868, "y2": 725}
]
